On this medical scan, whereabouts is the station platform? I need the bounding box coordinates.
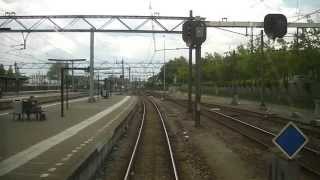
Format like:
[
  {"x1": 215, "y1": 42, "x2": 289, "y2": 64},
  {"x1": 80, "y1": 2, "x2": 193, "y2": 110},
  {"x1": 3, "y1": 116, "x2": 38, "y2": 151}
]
[
  {"x1": 0, "y1": 95, "x2": 138, "y2": 180},
  {"x1": 0, "y1": 92, "x2": 87, "y2": 110},
  {"x1": 1, "y1": 90, "x2": 59, "y2": 98},
  {"x1": 0, "y1": 92, "x2": 79, "y2": 102},
  {"x1": 170, "y1": 91, "x2": 319, "y2": 124}
]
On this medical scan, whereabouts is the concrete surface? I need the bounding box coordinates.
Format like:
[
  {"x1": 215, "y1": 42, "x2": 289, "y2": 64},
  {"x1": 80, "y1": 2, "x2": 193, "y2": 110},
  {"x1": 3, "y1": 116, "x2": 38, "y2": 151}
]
[{"x1": 0, "y1": 95, "x2": 137, "y2": 180}]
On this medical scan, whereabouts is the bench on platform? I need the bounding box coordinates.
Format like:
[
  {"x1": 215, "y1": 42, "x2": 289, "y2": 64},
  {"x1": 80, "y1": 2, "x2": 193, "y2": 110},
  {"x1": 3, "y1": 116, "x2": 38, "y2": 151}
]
[{"x1": 12, "y1": 99, "x2": 46, "y2": 121}]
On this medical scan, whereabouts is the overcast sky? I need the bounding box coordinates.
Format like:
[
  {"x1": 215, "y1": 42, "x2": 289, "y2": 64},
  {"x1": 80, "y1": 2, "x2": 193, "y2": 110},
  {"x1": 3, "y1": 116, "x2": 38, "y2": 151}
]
[{"x1": 0, "y1": 0, "x2": 319, "y2": 77}]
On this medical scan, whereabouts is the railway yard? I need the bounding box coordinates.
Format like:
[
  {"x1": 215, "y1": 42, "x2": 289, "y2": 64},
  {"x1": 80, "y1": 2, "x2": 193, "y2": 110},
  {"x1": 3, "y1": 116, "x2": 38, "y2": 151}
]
[
  {"x1": 1, "y1": 4, "x2": 320, "y2": 180},
  {"x1": 0, "y1": 90, "x2": 319, "y2": 180}
]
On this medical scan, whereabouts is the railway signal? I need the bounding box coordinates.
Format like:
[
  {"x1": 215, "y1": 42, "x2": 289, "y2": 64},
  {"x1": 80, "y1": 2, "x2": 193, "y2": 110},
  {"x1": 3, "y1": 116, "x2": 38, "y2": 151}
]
[
  {"x1": 182, "y1": 20, "x2": 195, "y2": 47},
  {"x1": 182, "y1": 20, "x2": 207, "y2": 47},
  {"x1": 182, "y1": 18, "x2": 207, "y2": 127},
  {"x1": 193, "y1": 20, "x2": 207, "y2": 45},
  {"x1": 264, "y1": 14, "x2": 287, "y2": 39}
]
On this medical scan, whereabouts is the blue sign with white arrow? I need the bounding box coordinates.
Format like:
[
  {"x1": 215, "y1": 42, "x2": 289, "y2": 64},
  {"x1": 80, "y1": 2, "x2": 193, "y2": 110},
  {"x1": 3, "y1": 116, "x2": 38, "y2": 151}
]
[{"x1": 273, "y1": 122, "x2": 308, "y2": 159}]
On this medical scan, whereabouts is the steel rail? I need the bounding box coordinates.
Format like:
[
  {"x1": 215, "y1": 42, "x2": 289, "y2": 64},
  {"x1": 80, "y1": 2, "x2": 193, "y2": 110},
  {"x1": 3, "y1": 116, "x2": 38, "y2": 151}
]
[
  {"x1": 202, "y1": 105, "x2": 320, "y2": 176},
  {"x1": 123, "y1": 101, "x2": 146, "y2": 180},
  {"x1": 202, "y1": 102, "x2": 320, "y2": 138},
  {"x1": 150, "y1": 97, "x2": 179, "y2": 180},
  {"x1": 166, "y1": 97, "x2": 320, "y2": 176},
  {"x1": 201, "y1": 102, "x2": 320, "y2": 155},
  {"x1": 123, "y1": 97, "x2": 179, "y2": 180}
]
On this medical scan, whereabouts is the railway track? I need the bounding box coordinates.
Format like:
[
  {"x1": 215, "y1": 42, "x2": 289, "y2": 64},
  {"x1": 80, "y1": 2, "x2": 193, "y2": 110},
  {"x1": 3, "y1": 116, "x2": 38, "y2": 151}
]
[
  {"x1": 165, "y1": 97, "x2": 320, "y2": 149},
  {"x1": 201, "y1": 101, "x2": 320, "y2": 151},
  {"x1": 201, "y1": 101, "x2": 320, "y2": 136},
  {"x1": 167, "y1": 98, "x2": 320, "y2": 177},
  {"x1": 123, "y1": 96, "x2": 178, "y2": 180}
]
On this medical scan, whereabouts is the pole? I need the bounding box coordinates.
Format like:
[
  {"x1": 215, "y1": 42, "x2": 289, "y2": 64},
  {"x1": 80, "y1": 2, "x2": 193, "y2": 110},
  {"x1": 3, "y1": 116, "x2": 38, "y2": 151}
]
[
  {"x1": 195, "y1": 45, "x2": 201, "y2": 127},
  {"x1": 14, "y1": 62, "x2": 19, "y2": 97},
  {"x1": 260, "y1": 30, "x2": 266, "y2": 109},
  {"x1": 250, "y1": 26, "x2": 254, "y2": 53},
  {"x1": 128, "y1": 67, "x2": 131, "y2": 90},
  {"x1": 88, "y1": 30, "x2": 95, "y2": 102},
  {"x1": 109, "y1": 78, "x2": 112, "y2": 96},
  {"x1": 163, "y1": 35, "x2": 166, "y2": 93},
  {"x1": 66, "y1": 68, "x2": 69, "y2": 110},
  {"x1": 97, "y1": 71, "x2": 100, "y2": 97},
  {"x1": 296, "y1": 28, "x2": 299, "y2": 47},
  {"x1": 23, "y1": 39, "x2": 26, "y2": 49},
  {"x1": 188, "y1": 10, "x2": 193, "y2": 113},
  {"x1": 269, "y1": 152, "x2": 300, "y2": 180},
  {"x1": 60, "y1": 68, "x2": 64, "y2": 117},
  {"x1": 122, "y1": 58, "x2": 124, "y2": 93},
  {"x1": 231, "y1": 50, "x2": 239, "y2": 105},
  {"x1": 71, "y1": 61, "x2": 74, "y2": 91},
  {"x1": 188, "y1": 46, "x2": 193, "y2": 112}
]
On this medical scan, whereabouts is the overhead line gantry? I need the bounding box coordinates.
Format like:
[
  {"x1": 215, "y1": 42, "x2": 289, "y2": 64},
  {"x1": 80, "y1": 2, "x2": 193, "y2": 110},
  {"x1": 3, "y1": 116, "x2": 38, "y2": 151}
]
[
  {"x1": 0, "y1": 15, "x2": 319, "y2": 33},
  {"x1": 0, "y1": 14, "x2": 319, "y2": 102}
]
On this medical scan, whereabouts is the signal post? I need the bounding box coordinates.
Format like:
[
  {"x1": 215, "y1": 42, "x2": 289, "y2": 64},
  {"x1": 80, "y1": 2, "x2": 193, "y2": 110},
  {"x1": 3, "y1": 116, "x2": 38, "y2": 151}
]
[{"x1": 182, "y1": 16, "x2": 207, "y2": 127}]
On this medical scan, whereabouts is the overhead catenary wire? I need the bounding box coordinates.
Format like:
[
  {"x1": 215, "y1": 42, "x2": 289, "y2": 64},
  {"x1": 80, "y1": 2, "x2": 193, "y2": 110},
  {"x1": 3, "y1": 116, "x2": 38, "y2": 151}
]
[
  {"x1": 291, "y1": 8, "x2": 320, "y2": 22},
  {"x1": 0, "y1": 34, "x2": 60, "y2": 63},
  {"x1": 0, "y1": 20, "x2": 81, "y2": 59}
]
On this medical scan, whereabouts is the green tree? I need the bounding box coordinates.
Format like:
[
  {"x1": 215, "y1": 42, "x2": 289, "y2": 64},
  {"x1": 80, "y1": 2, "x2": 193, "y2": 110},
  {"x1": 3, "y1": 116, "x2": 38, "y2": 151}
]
[
  {"x1": 6, "y1": 65, "x2": 14, "y2": 77},
  {"x1": 153, "y1": 27, "x2": 320, "y2": 92},
  {"x1": 0, "y1": 64, "x2": 5, "y2": 75},
  {"x1": 158, "y1": 56, "x2": 188, "y2": 85},
  {"x1": 176, "y1": 65, "x2": 188, "y2": 84},
  {"x1": 47, "y1": 63, "x2": 64, "y2": 80}
]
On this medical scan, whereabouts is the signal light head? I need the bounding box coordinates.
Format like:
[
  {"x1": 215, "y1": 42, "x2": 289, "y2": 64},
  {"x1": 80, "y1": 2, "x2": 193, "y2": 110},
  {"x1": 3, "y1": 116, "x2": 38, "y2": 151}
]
[
  {"x1": 264, "y1": 14, "x2": 287, "y2": 39},
  {"x1": 182, "y1": 20, "x2": 207, "y2": 47},
  {"x1": 182, "y1": 20, "x2": 194, "y2": 47}
]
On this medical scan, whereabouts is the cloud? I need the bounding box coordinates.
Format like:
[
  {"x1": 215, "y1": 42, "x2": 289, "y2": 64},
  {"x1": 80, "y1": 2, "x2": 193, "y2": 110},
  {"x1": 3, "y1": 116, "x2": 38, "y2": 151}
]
[
  {"x1": 1, "y1": 0, "x2": 15, "y2": 4},
  {"x1": 0, "y1": 0, "x2": 313, "y2": 77},
  {"x1": 283, "y1": 0, "x2": 320, "y2": 8}
]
